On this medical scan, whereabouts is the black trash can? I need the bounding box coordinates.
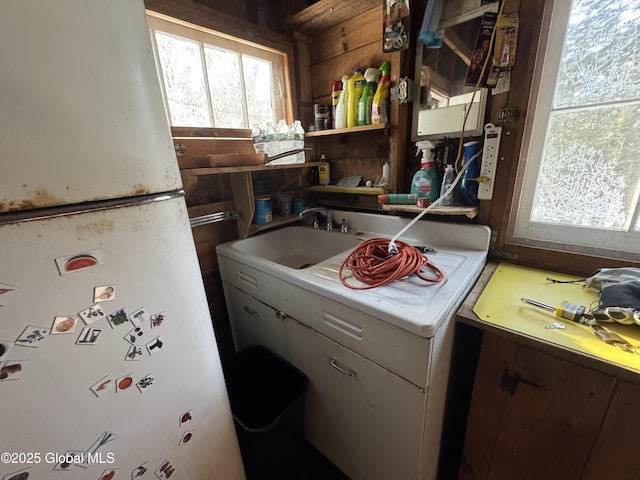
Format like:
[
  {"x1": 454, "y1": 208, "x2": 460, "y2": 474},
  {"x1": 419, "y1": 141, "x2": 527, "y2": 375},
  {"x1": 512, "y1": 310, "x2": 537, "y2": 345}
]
[{"x1": 225, "y1": 345, "x2": 308, "y2": 478}]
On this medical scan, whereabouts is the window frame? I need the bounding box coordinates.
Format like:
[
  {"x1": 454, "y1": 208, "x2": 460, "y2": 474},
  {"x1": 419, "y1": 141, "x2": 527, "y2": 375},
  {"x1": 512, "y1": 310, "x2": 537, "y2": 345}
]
[
  {"x1": 506, "y1": 0, "x2": 640, "y2": 263},
  {"x1": 145, "y1": 9, "x2": 294, "y2": 129},
  {"x1": 484, "y1": 0, "x2": 640, "y2": 275}
]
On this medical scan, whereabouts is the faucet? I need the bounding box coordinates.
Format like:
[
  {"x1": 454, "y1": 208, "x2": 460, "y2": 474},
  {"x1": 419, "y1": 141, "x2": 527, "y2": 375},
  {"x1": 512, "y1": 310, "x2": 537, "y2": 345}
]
[{"x1": 298, "y1": 207, "x2": 333, "y2": 230}]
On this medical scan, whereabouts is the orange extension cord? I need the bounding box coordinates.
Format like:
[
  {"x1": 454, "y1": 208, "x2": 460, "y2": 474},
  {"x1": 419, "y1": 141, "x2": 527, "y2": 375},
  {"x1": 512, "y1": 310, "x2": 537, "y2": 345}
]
[{"x1": 339, "y1": 238, "x2": 445, "y2": 290}]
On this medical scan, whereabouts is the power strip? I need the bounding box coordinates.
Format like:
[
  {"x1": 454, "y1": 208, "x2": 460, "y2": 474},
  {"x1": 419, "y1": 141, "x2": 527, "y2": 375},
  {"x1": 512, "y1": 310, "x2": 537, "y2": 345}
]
[{"x1": 478, "y1": 123, "x2": 502, "y2": 200}]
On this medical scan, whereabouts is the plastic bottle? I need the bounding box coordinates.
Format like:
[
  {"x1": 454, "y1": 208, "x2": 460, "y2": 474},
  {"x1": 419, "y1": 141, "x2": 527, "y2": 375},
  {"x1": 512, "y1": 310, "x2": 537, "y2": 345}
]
[
  {"x1": 291, "y1": 120, "x2": 305, "y2": 150},
  {"x1": 276, "y1": 119, "x2": 291, "y2": 153},
  {"x1": 372, "y1": 61, "x2": 391, "y2": 125},
  {"x1": 439, "y1": 164, "x2": 455, "y2": 206},
  {"x1": 251, "y1": 125, "x2": 265, "y2": 154},
  {"x1": 411, "y1": 140, "x2": 439, "y2": 202},
  {"x1": 334, "y1": 75, "x2": 350, "y2": 129},
  {"x1": 319, "y1": 154, "x2": 330, "y2": 185},
  {"x1": 346, "y1": 69, "x2": 366, "y2": 128},
  {"x1": 331, "y1": 80, "x2": 343, "y2": 129},
  {"x1": 357, "y1": 68, "x2": 379, "y2": 126},
  {"x1": 382, "y1": 161, "x2": 390, "y2": 187},
  {"x1": 264, "y1": 122, "x2": 278, "y2": 157},
  {"x1": 378, "y1": 193, "x2": 418, "y2": 205}
]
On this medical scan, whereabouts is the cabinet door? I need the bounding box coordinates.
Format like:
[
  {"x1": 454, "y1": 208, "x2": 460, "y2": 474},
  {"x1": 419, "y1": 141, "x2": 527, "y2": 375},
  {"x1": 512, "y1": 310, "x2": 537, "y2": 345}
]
[
  {"x1": 223, "y1": 283, "x2": 290, "y2": 361},
  {"x1": 288, "y1": 319, "x2": 424, "y2": 480},
  {"x1": 582, "y1": 380, "x2": 640, "y2": 480},
  {"x1": 459, "y1": 334, "x2": 615, "y2": 480}
]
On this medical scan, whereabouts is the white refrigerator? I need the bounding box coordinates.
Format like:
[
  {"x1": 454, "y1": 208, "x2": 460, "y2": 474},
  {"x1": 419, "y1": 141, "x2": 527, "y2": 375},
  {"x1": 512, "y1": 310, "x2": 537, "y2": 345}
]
[{"x1": 0, "y1": 1, "x2": 245, "y2": 479}]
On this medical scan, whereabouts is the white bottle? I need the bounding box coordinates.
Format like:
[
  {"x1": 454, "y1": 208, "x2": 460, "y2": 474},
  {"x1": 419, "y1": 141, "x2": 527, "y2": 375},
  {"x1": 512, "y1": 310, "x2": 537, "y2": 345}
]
[
  {"x1": 440, "y1": 164, "x2": 455, "y2": 206},
  {"x1": 264, "y1": 122, "x2": 279, "y2": 157},
  {"x1": 334, "y1": 74, "x2": 350, "y2": 129},
  {"x1": 291, "y1": 120, "x2": 305, "y2": 150},
  {"x1": 382, "y1": 161, "x2": 390, "y2": 187},
  {"x1": 251, "y1": 125, "x2": 265, "y2": 154}
]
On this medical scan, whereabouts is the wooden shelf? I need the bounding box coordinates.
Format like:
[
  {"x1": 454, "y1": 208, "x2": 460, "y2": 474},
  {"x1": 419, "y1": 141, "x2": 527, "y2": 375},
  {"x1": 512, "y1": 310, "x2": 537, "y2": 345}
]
[
  {"x1": 305, "y1": 124, "x2": 387, "y2": 138},
  {"x1": 285, "y1": 0, "x2": 379, "y2": 35},
  {"x1": 247, "y1": 213, "x2": 302, "y2": 236},
  {"x1": 180, "y1": 161, "x2": 325, "y2": 176},
  {"x1": 305, "y1": 185, "x2": 385, "y2": 195},
  {"x1": 380, "y1": 204, "x2": 479, "y2": 219}
]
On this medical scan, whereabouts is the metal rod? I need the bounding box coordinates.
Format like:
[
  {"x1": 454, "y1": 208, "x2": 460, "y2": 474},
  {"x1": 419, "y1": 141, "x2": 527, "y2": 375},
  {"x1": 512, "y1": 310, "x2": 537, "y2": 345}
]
[
  {"x1": 189, "y1": 210, "x2": 238, "y2": 228},
  {"x1": 521, "y1": 297, "x2": 555, "y2": 312}
]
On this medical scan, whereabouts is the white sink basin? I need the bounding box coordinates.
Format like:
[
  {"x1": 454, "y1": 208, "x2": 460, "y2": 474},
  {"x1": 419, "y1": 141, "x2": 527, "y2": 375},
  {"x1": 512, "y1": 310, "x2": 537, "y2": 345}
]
[{"x1": 229, "y1": 226, "x2": 360, "y2": 269}]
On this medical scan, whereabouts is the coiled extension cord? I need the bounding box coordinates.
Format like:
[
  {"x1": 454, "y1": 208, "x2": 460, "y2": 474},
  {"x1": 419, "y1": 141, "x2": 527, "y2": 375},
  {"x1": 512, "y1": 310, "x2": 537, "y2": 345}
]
[{"x1": 339, "y1": 238, "x2": 444, "y2": 290}]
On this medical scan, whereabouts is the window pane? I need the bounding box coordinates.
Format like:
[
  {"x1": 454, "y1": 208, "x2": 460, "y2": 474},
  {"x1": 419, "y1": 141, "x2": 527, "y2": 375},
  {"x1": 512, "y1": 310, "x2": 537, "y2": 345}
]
[
  {"x1": 242, "y1": 55, "x2": 275, "y2": 127},
  {"x1": 204, "y1": 46, "x2": 245, "y2": 128},
  {"x1": 554, "y1": 0, "x2": 640, "y2": 108},
  {"x1": 531, "y1": 104, "x2": 640, "y2": 229},
  {"x1": 155, "y1": 31, "x2": 210, "y2": 127}
]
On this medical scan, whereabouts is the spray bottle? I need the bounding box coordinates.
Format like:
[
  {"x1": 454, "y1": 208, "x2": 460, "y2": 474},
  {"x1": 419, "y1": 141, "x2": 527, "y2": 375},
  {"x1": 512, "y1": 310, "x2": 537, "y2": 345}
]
[
  {"x1": 358, "y1": 68, "x2": 379, "y2": 126},
  {"x1": 411, "y1": 140, "x2": 439, "y2": 203},
  {"x1": 372, "y1": 61, "x2": 391, "y2": 125},
  {"x1": 346, "y1": 69, "x2": 366, "y2": 128},
  {"x1": 334, "y1": 74, "x2": 350, "y2": 129}
]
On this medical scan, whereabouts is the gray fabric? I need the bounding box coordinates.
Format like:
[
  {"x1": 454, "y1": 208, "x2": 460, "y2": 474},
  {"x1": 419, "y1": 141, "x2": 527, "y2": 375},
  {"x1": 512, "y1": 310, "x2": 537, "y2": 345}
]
[{"x1": 584, "y1": 267, "x2": 640, "y2": 291}]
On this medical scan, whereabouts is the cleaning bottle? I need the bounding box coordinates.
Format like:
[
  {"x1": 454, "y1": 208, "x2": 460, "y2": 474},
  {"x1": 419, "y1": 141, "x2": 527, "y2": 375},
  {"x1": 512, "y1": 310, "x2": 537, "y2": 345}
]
[
  {"x1": 331, "y1": 80, "x2": 343, "y2": 129},
  {"x1": 334, "y1": 74, "x2": 350, "y2": 129},
  {"x1": 346, "y1": 69, "x2": 365, "y2": 128},
  {"x1": 372, "y1": 61, "x2": 391, "y2": 125},
  {"x1": 357, "y1": 68, "x2": 379, "y2": 126},
  {"x1": 411, "y1": 140, "x2": 439, "y2": 203},
  {"x1": 439, "y1": 163, "x2": 455, "y2": 206}
]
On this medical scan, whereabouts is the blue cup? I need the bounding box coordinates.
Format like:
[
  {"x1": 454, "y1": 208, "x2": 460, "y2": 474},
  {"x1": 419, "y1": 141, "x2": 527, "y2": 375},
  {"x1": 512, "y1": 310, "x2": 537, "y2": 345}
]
[{"x1": 292, "y1": 198, "x2": 306, "y2": 215}]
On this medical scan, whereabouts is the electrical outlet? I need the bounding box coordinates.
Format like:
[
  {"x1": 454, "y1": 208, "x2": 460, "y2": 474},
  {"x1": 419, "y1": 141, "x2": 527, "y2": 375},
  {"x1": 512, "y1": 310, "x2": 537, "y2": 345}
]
[{"x1": 478, "y1": 123, "x2": 502, "y2": 200}]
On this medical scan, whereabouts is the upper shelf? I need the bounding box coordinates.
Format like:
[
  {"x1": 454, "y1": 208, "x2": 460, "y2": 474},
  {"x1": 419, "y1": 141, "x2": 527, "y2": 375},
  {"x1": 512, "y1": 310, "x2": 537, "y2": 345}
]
[
  {"x1": 285, "y1": 0, "x2": 379, "y2": 36},
  {"x1": 305, "y1": 123, "x2": 388, "y2": 138},
  {"x1": 180, "y1": 161, "x2": 325, "y2": 176}
]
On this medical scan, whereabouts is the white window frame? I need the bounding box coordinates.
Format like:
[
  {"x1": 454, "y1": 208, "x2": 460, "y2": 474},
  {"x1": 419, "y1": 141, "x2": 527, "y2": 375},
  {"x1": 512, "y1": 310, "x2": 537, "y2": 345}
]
[
  {"x1": 146, "y1": 11, "x2": 291, "y2": 128},
  {"x1": 508, "y1": 0, "x2": 640, "y2": 262}
]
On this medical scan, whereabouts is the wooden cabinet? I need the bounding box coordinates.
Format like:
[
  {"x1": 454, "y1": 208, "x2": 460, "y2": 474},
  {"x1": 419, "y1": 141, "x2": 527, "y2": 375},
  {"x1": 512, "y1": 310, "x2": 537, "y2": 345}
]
[{"x1": 459, "y1": 333, "x2": 640, "y2": 480}]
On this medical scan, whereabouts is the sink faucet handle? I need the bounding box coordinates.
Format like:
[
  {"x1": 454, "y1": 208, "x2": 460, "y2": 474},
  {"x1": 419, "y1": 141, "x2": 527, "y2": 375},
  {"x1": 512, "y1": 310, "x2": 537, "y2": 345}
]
[
  {"x1": 312, "y1": 214, "x2": 320, "y2": 229},
  {"x1": 326, "y1": 214, "x2": 333, "y2": 231},
  {"x1": 340, "y1": 218, "x2": 348, "y2": 233}
]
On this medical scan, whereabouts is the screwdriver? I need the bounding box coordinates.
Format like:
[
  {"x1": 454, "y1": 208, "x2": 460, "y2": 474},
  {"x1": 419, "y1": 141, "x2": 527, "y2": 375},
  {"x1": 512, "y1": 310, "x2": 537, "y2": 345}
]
[
  {"x1": 521, "y1": 297, "x2": 637, "y2": 354},
  {"x1": 521, "y1": 298, "x2": 596, "y2": 325}
]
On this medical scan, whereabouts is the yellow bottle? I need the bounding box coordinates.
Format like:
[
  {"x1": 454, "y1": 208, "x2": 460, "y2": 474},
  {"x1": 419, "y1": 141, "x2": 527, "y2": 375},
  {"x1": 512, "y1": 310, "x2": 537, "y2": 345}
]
[
  {"x1": 346, "y1": 69, "x2": 365, "y2": 128},
  {"x1": 372, "y1": 61, "x2": 391, "y2": 124}
]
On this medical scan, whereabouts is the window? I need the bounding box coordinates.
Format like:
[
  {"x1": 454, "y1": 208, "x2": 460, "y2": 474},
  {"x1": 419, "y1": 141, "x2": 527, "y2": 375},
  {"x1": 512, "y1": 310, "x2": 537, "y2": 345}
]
[
  {"x1": 146, "y1": 12, "x2": 291, "y2": 129},
  {"x1": 509, "y1": 0, "x2": 640, "y2": 262}
]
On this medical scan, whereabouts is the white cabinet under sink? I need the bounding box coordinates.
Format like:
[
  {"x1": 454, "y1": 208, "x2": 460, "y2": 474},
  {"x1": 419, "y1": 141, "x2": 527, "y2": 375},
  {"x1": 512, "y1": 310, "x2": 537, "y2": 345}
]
[
  {"x1": 219, "y1": 259, "x2": 455, "y2": 480},
  {"x1": 288, "y1": 320, "x2": 425, "y2": 480},
  {"x1": 216, "y1": 213, "x2": 491, "y2": 480},
  {"x1": 224, "y1": 284, "x2": 291, "y2": 362}
]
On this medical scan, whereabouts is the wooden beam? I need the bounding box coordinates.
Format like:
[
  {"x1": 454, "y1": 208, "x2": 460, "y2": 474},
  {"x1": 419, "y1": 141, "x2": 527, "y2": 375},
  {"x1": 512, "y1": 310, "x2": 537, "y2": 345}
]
[{"x1": 442, "y1": 27, "x2": 473, "y2": 66}]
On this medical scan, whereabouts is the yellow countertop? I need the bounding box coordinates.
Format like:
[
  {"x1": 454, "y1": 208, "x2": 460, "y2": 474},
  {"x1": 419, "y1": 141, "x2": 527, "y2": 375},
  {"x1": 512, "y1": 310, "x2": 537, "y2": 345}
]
[{"x1": 472, "y1": 262, "x2": 640, "y2": 374}]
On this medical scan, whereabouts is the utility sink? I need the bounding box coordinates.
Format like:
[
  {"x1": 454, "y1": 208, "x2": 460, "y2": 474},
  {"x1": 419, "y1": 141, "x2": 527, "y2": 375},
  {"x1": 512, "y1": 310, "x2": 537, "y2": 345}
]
[{"x1": 229, "y1": 226, "x2": 360, "y2": 269}]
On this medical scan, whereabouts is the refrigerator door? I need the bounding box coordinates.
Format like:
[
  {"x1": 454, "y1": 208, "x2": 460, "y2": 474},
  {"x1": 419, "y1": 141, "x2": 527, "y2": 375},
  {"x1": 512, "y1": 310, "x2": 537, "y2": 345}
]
[
  {"x1": 0, "y1": 195, "x2": 244, "y2": 479},
  {"x1": 0, "y1": 0, "x2": 181, "y2": 213}
]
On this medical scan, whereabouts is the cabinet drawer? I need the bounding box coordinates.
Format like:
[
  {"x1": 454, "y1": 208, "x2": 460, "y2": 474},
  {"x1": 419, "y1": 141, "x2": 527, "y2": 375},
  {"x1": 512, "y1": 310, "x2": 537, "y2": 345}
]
[
  {"x1": 284, "y1": 282, "x2": 431, "y2": 387},
  {"x1": 223, "y1": 283, "x2": 291, "y2": 362},
  {"x1": 288, "y1": 320, "x2": 424, "y2": 480},
  {"x1": 218, "y1": 257, "x2": 290, "y2": 313}
]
